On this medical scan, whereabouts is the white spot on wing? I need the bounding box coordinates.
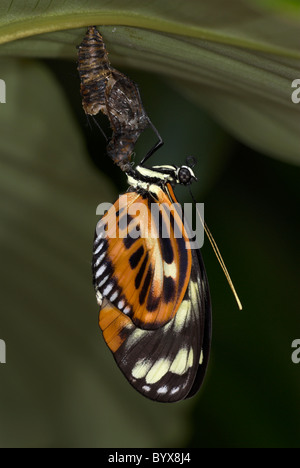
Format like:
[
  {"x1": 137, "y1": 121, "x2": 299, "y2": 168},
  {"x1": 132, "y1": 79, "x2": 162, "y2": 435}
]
[
  {"x1": 95, "y1": 252, "x2": 106, "y2": 267},
  {"x1": 103, "y1": 282, "x2": 114, "y2": 296},
  {"x1": 94, "y1": 243, "x2": 103, "y2": 255},
  {"x1": 187, "y1": 348, "x2": 194, "y2": 368},
  {"x1": 110, "y1": 291, "x2": 119, "y2": 302},
  {"x1": 170, "y1": 347, "x2": 193, "y2": 375},
  {"x1": 164, "y1": 262, "x2": 177, "y2": 279},
  {"x1": 95, "y1": 263, "x2": 106, "y2": 279},
  {"x1": 142, "y1": 385, "x2": 151, "y2": 392},
  {"x1": 173, "y1": 300, "x2": 190, "y2": 333},
  {"x1": 199, "y1": 349, "x2": 204, "y2": 365},
  {"x1": 157, "y1": 385, "x2": 168, "y2": 395},
  {"x1": 170, "y1": 386, "x2": 180, "y2": 395},
  {"x1": 170, "y1": 348, "x2": 188, "y2": 375},
  {"x1": 145, "y1": 358, "x2": 171, "y2": 384},
  {"x1": 189, "y1": 280, "x2": 199, "y2": 306},
  {"x1": 132, "y1": 359, "x2": 152, "y2": 379},
  {"x1": 98, "y1": 275, "x2": 109, "y2": 287},
  {"x1": 96, "y1": 290, "x2": 103, "y2": 306}
]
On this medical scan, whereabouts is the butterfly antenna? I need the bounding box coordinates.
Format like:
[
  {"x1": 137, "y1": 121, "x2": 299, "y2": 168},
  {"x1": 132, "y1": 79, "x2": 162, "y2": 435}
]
[
  {"x1": 140, "y1": 121, "x2": 164, "y2": 166},
  {"x1": 189, "y1": 188, "x2": 243, "y2": 310}
]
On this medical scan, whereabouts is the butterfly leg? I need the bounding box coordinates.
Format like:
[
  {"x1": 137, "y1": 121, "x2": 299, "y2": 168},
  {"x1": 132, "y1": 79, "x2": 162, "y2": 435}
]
[{"x1": 140, "y1": 122, "x2": 164, "y2": 166}]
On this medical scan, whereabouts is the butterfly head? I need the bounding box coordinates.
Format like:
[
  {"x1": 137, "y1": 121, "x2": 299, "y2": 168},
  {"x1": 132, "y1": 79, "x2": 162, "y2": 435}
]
[{"x1": 175, "y1": 165, "x2": 197, "y2": 185}]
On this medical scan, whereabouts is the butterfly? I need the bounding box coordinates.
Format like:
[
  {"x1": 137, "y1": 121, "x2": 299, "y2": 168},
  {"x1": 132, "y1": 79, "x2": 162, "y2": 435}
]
[
  {"x1": 77, "y1": 26, "x2": 161, "y2": 172},
  {"x1": 92, "y1": 161, "x2": 212, "y2": 402}
]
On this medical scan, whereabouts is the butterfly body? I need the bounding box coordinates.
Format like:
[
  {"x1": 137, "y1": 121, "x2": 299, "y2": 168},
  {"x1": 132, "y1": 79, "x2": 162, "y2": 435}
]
[{"x1": 92, "y1": 164, "x2": 212, "y2": 402}]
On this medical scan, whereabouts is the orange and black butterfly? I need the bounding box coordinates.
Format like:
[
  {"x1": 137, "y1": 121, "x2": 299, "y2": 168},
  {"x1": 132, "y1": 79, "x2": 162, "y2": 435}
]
[
  {"x1": 92, "y1": 161, "x2": 212, "y2": 402},
  {"x1": 77, "y1": 26, "x2": 160, "y2": 172}
]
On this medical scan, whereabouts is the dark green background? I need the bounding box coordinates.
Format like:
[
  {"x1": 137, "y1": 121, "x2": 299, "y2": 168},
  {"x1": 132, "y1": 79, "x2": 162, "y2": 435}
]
[{"x1": 0, "y1": 55, "x2": 299, "y2": 448}]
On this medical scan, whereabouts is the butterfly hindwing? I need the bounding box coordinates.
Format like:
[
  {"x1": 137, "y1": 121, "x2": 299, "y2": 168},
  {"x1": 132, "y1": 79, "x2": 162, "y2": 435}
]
[{"x1": 98, "y1": 247, "x2": 211, "y2": 402}]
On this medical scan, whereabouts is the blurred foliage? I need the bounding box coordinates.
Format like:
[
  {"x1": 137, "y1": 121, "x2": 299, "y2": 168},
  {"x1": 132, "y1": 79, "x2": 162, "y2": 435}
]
[
  {"x1": 0, "y1": 1, "x2": 299, "y2": 162},
  {"x1": 188, "y1": 147, "x2": 300, "y2": 448},
  {"x1": 0, "y1": 0, "x2": 299, "y2": 448},
  {"x1": 247, "y1": 0, "x2": 300, "y2": 18}
]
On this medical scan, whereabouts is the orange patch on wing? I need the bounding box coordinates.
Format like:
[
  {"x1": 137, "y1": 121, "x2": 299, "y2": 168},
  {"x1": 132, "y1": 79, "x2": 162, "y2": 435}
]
[
  {"x1": 97, "y1": 188, "x2": 192, "y2": 330},
  {"x1": 99, "y1": 303, "x2": 133, "y2": 353}
]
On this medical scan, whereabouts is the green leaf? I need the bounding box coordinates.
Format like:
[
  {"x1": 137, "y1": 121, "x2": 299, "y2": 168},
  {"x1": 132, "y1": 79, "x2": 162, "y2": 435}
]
[
  {"x1": 246, "y1": 0, "x2": 300, "y2": 18},
  {"x1": 0, "y1": 0, "x2": 299, "y2": 163}
]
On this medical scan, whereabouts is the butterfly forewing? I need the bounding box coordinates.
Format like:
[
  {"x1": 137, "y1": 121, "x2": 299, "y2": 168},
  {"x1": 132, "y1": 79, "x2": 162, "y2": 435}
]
[{"x1": 93, "y1": 188, "x2": 192, "y2": 330}]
